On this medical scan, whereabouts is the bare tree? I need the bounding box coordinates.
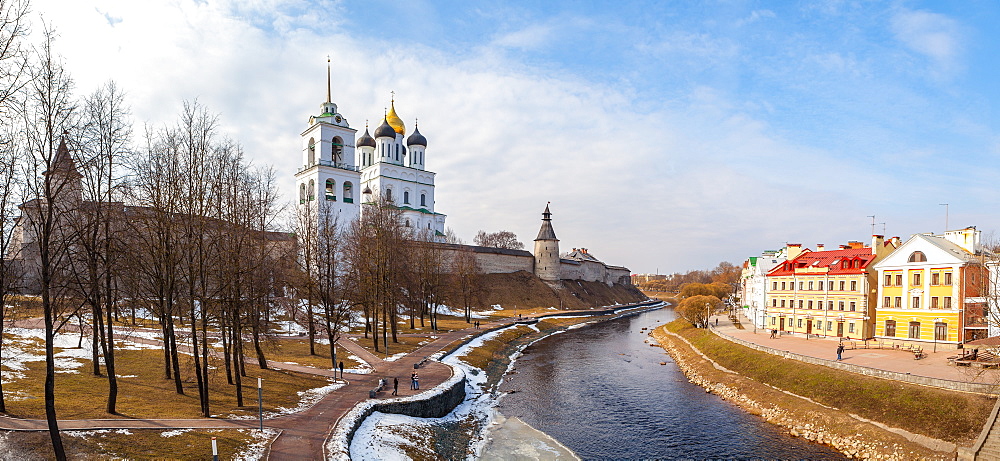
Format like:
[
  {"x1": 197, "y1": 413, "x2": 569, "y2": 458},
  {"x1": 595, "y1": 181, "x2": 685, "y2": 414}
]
[
  {"x1": 20, "y1": 25, "x2": 77, "y2": 460},
  {"x1": 474, "y1": 229, "x2": 524, "y2": 250},
  {"x1": 450, "y1": 247, "x2": 482, "y2": 323}
]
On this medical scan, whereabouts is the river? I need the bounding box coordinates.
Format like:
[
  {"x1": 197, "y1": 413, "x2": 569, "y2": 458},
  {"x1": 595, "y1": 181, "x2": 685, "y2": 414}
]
[{"x1": 495, "y1": 307, "x2": 847, "y2": 459}]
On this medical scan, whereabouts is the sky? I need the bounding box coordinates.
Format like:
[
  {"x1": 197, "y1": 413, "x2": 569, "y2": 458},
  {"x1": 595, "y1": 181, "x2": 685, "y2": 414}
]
[{"x1": 27, "y1": 0, "x2": 1000, "y2": 275}]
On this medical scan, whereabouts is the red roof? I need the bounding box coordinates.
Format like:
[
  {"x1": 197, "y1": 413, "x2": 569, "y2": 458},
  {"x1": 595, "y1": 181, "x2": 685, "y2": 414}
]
[{"x1": 767, "y1": 247, "x2": 875, "y2": 277}]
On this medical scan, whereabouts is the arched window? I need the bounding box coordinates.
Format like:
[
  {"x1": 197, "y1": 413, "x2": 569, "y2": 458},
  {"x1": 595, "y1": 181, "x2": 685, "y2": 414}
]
[
  {"x1": 385, "y1": 188, "x2": 392, "y2": 202},
  {"x1": 299, "y1": 184, "x2": 306, "y2": 203},
  {"x1": 403, "y1": 191, "x2": 410, "y2": 204},
  {"x1": 308, "y1": 137, "x2": 316, "y2": 165},
  {"x1": 308, "y1": 179, "x2": 315, "y2": 201},
  {"x1": 325, "y1": 179, "x2": 336, "y2": 200},
  {"x1": 420, "y1": 193, "x2": 426, "y2": 207},
  {"x1": 343, "y1": 182, "x2": 353, "y2": 203},
  {"x1": 331, "y1": 136, "x2": 343, "y2": 163},
  {"x1": 405, "y1": 219, "x2": 411, "y2": 227},
  {"x1": 908, "y1": 251, "x2": 927, "y2": 263}
]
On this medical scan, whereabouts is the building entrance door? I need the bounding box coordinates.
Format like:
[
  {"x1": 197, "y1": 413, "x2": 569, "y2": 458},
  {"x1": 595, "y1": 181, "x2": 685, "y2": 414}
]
[
  {"x1": 806, "y1": 321, "x2": 812, "y2": 336},
  {"x1": 779, "y1": 317, "x2": 785, "y2": 331},
  {"x1": 836, "y1": 322, "x2": 844, "y2": 337}
]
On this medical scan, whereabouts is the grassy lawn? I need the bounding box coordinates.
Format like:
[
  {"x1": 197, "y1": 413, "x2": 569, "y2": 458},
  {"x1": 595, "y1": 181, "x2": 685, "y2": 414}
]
[
  {"x1": 348, "y1": 334, "x2": 436, "y2": 358},
  {"x1": 5, "y1": 428, "x2": 268, "y2": 460},
  {"x1": 666, "y1": 319, "x2": 994, "y2": 443},
  {"x1": 261, "y1": 337, "x2": 362, "y2": 370},
  {"x1": 1, "y1": 342, "x2": 332, "y2": 420}
]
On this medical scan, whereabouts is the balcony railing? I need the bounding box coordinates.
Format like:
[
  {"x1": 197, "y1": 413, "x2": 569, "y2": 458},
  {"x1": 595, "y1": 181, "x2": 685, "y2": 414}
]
[{"x1": 297, "y1": 159, "x2": 359, "y2": 173}]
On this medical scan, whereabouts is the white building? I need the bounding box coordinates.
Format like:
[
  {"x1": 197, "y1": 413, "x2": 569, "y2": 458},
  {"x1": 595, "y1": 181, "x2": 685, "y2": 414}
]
[
  {"x1": 295, "y1": 62, "x2": 446, "y2": 236},
  {"x1": 740, "y1": 249, "x2": 786, "y2": 330}
]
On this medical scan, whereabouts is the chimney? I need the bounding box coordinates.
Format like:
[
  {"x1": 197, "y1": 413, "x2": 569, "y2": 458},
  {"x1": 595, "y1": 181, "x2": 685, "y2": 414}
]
[
  {"x1": 816, "y1": 244, "x2": 825, "y2": 251},
  {"x1": 847, "y1": 241, "x2": 864, "y2": 249},
  {"x1": 891, "y1": 236, "x2": 901, "y2": 247},
  {"x1": 872, "y1": 234, "x2": 884, "y2": 248},
  {"x1": 786, "y1": 244, "x2": 803, "y2": 260}
]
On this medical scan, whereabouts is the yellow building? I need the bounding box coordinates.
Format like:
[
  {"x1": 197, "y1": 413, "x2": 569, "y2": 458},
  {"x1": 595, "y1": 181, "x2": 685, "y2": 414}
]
[
  {"x1": 764, "y1": 236, "x2": 897, "y2": 339},
  {"x1": 872, "y1": 228, "x2": 989, "y2": 345}
]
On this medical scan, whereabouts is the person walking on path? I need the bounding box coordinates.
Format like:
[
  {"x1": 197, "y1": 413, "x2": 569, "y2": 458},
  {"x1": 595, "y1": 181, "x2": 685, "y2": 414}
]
[
  {"x1": 770, "y1": 329, "x2": 776, "y2": 339},
  {"x1": 392, "y1": 377, "x2": 398, "y2": 396},
  {"x1": 413, "y1": 372, "x2": 420, "y2": 390},
  {"x1": 836, "y1": 343, "x2": 844, "y2": 361},
  {"x1": 715, "y1": 318, "x2": 718, "y2": 326},
  {"x1": 410, "y1": 372, "x2": 416, "y2": 390},
  {"x1": 339, "y1": 361, "x2": 344, "y2": 380}
]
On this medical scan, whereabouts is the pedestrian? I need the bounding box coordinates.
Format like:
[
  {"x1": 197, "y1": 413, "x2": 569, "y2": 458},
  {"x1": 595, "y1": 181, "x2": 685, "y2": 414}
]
[
  {"x1": 836, "y1": 343, "x2": 844, "y2": 361},
  {"x1": 339, "y1": 361, "x2": 344, "y2": 380},
  {"x1": 715, "y1": 318, "x2": 718, "y2": 326},
  {"x1": 413, "y1": 372, "x2": 420, "y2": 390},
  {"x1": 770, "y1": 329, "x2": 776, "y2": 339},
  {"x1": 410, "y1": 372, "x2": 416, "y2": 390},
  {"x1": 392, "y1": 377, "x2": 398, "y2": 396}
]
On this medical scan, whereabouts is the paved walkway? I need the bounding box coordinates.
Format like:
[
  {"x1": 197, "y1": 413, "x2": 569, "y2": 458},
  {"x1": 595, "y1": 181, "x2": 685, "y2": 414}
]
[{"x1": 713, "y1": 313, "x2": 1000, "y2": 385}]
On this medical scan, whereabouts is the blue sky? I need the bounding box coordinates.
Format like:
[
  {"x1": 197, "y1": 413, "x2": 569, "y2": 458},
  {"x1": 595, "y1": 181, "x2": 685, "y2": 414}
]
[{"x1": 32, "y1": 0, "x2": 1000, "y2": 274}]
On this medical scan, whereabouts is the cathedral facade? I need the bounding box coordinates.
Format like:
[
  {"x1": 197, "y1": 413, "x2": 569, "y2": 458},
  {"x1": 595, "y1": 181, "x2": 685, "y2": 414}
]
[{"x1": 294, "y1": 63, "x2": 446, "y2": 237}]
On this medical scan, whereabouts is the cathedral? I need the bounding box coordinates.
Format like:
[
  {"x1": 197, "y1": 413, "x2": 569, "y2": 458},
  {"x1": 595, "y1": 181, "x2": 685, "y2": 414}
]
[{"x1": 294, "y1": 62, "x2": 446, "y2": 238}]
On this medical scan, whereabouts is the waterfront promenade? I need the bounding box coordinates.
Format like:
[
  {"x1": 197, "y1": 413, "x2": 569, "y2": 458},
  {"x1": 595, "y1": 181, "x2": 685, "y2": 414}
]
[{"x1": 713, "y1": 313, "x2": 1000, "y2": 389}]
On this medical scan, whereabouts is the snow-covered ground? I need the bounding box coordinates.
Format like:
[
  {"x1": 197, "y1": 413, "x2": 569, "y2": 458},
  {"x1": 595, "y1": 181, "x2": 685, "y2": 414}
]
[
  {"x1": 226, "y1": 380, "x2": 344, "y2": 420},
  {"x1": 349, "y1": 325, "x2": 524, "y2": 459}
]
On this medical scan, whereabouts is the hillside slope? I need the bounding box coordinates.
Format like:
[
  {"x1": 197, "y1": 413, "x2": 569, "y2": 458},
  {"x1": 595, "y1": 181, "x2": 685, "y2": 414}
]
[{"x1": 475, "y1": 270, "x2": 646, "y2": 310}]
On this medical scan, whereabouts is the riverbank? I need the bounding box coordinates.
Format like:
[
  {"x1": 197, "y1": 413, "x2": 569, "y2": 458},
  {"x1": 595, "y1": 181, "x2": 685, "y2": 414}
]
[
  {"x1": 653, "y1": 319, "x2": 992, "y2": 460},
  {"x1": 347, "y1": 302, "x2": 663, "y2": 458}
]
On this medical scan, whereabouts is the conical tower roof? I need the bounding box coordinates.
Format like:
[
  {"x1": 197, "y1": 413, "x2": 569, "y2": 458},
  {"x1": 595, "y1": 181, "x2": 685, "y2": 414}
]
[{"x1": 534, "y1": 203, "x2": 558, "y2": 241}]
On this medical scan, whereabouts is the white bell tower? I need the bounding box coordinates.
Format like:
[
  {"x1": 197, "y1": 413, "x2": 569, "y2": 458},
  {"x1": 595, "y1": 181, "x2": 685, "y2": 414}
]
[{"x1": 295, "y1": 58, "x2": 361, "y2": 227}]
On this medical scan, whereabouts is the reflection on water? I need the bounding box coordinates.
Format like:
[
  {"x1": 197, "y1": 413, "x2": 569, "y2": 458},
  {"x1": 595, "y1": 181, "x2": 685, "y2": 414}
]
[{"x1": 497, "y1": 308, "x2": 847, "y2": 460}]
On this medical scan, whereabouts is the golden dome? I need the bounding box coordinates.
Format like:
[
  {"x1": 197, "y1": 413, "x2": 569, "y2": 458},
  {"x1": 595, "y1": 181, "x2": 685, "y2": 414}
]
[{"x1": 386, "y1": 99, "x2": 405, "y2": 135}]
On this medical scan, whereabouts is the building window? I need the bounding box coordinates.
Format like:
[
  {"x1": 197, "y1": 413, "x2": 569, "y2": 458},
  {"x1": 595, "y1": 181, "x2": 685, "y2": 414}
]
[
  {"x1": 908, "y1": 251, "x2": 927, "y2": 262},
  {"x1": 780, "y1": 300, "x2": 786, "y2": 308},
  {"x1": 331, "y1": 136, "x2": 344, "y2": 162},
  {"x1": 299, "y1": 183, "x2": 306, "y2": 203},
  {"x1": 885, "y1": 320, "x2": 896, "y2": 336},
  {"x1": 308, "y1": 137, "x2": 316, "y2": 165},
  {"x1": 308, "y1": 179, "x2": 315, "y2": 201},
  {"x1": 849, "y1": 302, "x2": 856, "y2": 311},
  {"x1": 781, "y1": 282, "x2": 786, "y2": 290},
  {"x1": 772, "y1": 299, "x2": 777, "y2": 307},
  {"x1": 403, "y1": 191, "x2": 410, "y2": 204},
  {"x1": 884, "y1": 274, "x2": 892, "y2": 286},
  {"x1": 895, "y1": 274, "x2": 902, "y2": 286},
  {"x1": 771, "y1": 317, "x2": 776, "y2": 325},
  {"x1": 849, "y1": 323, "x2": 855, "y2": 334},
  {"x1": 807, "y1": 300, "x2": 813, "y2": 309},
  {"x1": 943, "y1": 297, "x2": 952, "y2": 309},
  {"x1": 828, "y1": 301, "x2": 833, "y2": 310},
  {"x1": 883, "y1": 296, "x2": 890, "y2": 307},
  {"x1": 773, "y1": 281, "x2": 778, "y2": 290},
  {"x1": 934, "y1": 323, "x2": 947, "y2": 341},
  {"x1": 930, "y1": 297, "x2": 939, "y2": 309},
  {"x1": 838, "y1": 301, "x2": 845, "y2": 310},
  {"x1": 405, "y1": 219, "x2": 411, "y2": 227},
  {"x1": 908, "y1": 322, "x2": 920, "y2": 339},
  {"x1": 815, "y1": 320, "x2": 822, "y2": 330},
  {"x1": 343, "y1": 182, "x2": 354, "y2": 203},
  {"x1": 808, "y1": 281, "x2": 814, "y2": 290},
  {"x1": 385, "y1": 188, "x2": 392, "y2": 201},
  {"x1": 850, "y1": 280, "x2": 857, "y2": 291},
  {"x1": 818, "y1": 281, "x2": 824, "y2": 290},
  {"x1": 894, "y1": 296, "x2": 901, "y2": 308},
  {"x1": 325, "y1": 179, "x2": 336, "y2": 200},
  {"x1": 839, "y1": 281, "x2": 845, "y2": 291},
  {"x1": 913, "y1": 273, "x2": 921, "y2": 286},
  {"x1": 798, "y1": 282, "x2": 804, "y2": 290},
  {"x1": 944, "y1": 272, "x2": 953, "y2": 285},
  {"x1": 797, "y1": 319, "x2": 803, "y2": 328},
  {"x1": 826, "y1": 321, "x2": 833, "y2": 331},
  {"x1": 798, "y1": 300, "x2": 804, "y2": 309},
  {"x1": 931, "y1": 272, "x2": 940, "y2": 286},
  {"x1": 912, "y1": 296, "x2": 921, "y2": 309}
]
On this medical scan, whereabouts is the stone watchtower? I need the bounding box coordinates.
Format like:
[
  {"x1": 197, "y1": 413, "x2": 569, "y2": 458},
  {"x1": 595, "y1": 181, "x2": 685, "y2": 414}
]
[{"x1": 533, "y1": 203, "x2": 560, "y2": 281}]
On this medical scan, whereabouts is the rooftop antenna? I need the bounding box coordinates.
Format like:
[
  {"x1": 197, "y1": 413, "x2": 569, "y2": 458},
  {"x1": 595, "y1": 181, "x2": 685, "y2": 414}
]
[
  {"x1": 939, "y1": 204, "x2": 949, "y2": 233},
  {"x1": 879, "y1": 223, "x2": 886, "y2": 235},
  {"x1": 867, "y1": 215, "x2": 875, "y2": 236}
]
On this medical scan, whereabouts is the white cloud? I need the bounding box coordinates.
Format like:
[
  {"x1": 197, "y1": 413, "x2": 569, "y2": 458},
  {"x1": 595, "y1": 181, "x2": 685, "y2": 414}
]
[{"x1": 890, "y1": 8, "x2": 964, "y2": 77}]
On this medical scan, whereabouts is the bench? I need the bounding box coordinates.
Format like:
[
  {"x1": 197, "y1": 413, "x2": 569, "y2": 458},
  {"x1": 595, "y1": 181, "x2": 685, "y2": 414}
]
[
  {"x1": 414, "y1": 356, "x2": 428, "y2": 369},
  {"x1": 369, "y1": 378, "x2": 387, "y2": 398}
]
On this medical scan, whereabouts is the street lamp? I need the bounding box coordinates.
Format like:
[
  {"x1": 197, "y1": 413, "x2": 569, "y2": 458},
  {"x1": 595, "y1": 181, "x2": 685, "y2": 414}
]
[
  {"x1": 705, "y1": 302, "x2": 710, "y2": 328},
  {"x1": 257, "y1": 377, "x2": 264, "y2": 431}
]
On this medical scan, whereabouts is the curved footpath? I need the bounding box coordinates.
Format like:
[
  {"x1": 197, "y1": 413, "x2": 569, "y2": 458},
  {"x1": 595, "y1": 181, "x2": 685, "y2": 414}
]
[{"x1": 0, "y1": 300, "x2": 661, "y2": 460}]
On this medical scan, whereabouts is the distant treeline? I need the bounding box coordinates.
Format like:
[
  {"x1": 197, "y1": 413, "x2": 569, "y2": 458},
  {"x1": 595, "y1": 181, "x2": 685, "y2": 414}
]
[{"x1": 639, "y1": 261, "x2": 740, "y2": 293}]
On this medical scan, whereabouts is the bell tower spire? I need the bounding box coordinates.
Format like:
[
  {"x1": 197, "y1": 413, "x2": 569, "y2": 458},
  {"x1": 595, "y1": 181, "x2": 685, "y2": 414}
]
[{"x1": 326, "y1": 55, "x2": 331, "y2": 104}]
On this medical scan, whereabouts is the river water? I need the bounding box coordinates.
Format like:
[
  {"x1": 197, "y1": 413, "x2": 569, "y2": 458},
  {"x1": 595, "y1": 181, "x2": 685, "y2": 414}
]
[{"x1": 496, "y1": 307, "x2": 847, "y2": 459}]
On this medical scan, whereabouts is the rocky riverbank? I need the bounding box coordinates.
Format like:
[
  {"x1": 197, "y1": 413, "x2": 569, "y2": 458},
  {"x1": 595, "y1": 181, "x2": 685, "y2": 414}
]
[{"x1": 651, "y1": 325, "x2": 953, "y2": 460}]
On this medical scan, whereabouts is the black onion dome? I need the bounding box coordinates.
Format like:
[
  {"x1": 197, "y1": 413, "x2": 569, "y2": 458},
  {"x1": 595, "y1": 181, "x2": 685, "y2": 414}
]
[
  {"x1": 406, "y1": 126, "x2": 427, "y2": 147},
  {"x1": 357, "y1": 128, "x2": 376, "y2": 148},
  {"x1": 374, "y1": 118, "x2": 396, "y2": 138}
]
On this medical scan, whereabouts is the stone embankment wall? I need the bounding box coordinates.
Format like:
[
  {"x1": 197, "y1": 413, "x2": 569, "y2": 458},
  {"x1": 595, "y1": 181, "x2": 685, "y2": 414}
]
[
  {"x1": 326, "y1": 367, "x2": 467, "y2": 460},
  {"x1": 652, "y1": 327, "x2": 948, "y2": 460},
  {"x1": 711, "y1": 326, "x2": 998, "y2": 395}
]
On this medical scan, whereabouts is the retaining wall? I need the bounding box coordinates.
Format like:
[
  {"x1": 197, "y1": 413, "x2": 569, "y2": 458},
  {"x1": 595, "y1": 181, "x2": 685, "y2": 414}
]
[
  {"x1": 326, "y1": 367, "x2": 467, "y2": 460},
  {"x1": 711, "y1": 326, "x2": 999, "y2": 395}
]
